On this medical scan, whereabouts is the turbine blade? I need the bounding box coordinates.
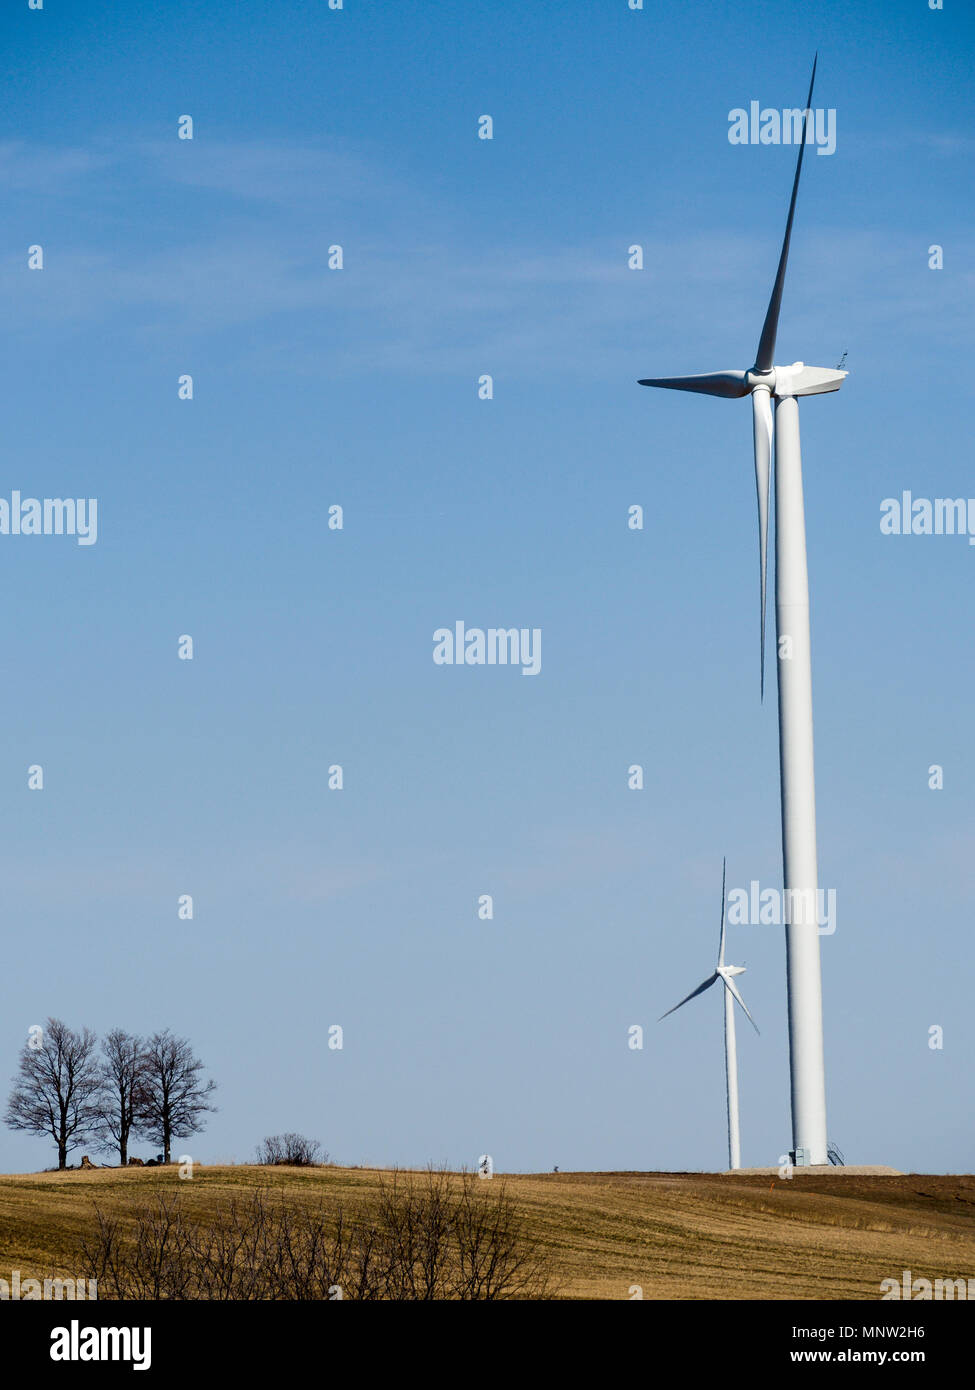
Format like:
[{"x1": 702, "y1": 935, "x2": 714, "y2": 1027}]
[
  {"x1": 659, "y1": 972, "x2": 719, "y2": 1021},
  {"x1": 721, "y1": 974, "x2": 760, "y2": 1033},
  {"x1": 718, "y1": 857, "x2": 727, "y2": 967},
  {"x1": 754, "y1": 54, "x2": 818, "y2": 372},
  {"x1": 751, "y1": 387, "x2": 773, "y2": 698},
  {"x1": 638, "y1": 371, "x2": 749, "y2": 399}
]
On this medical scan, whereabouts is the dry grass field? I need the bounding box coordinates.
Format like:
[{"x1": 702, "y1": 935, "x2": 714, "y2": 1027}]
[{"x1": 1, "y1": 1164, "x2": 973, "y2": 1300}]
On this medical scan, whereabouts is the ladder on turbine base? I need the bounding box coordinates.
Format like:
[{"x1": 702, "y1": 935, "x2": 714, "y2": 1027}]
[{"x1": 827, "y1": 1142, "x2": 845, "y2": 1166}]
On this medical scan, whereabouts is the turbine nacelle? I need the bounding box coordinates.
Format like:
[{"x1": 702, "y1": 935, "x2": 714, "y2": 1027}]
[{"x1": 764, "y1": 362, "x2": 848, "y2": 398}]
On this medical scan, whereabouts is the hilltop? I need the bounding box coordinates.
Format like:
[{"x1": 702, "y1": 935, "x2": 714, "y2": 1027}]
[{"x1": 1, "y1": 1165, "x2": 972, "y2": 1300}]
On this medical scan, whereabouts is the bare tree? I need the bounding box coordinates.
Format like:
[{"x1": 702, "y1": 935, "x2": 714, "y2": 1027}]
[
  {"x1": 95, "y1": 1030, "x2": 146, "y2": 1166},
  {"x1": 450, "y1": 1170, "x2": 553, "y2": 1299},
  {"x1": 136, "y1": 1030, "x2": 217, "y2": 1164},
  {"x1": 369, "y1": 1168, "x2": 454, "y2": 1299},
  {"x1": 4, "y1": 1017, "x2": 102, "y2": 1169},
  {"x1": 83, "y1": 1195, "x2": 197, "y2": 1300},
  {"x1": 364, "y1": 1169, "x2": 553, "y2": 1300},
  {"x1": 80, "y1": 1172, "x2": 556, "y2": 1300}
]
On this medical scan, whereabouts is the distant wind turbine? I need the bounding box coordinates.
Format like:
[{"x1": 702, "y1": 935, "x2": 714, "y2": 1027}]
[
  {"x1": 661, "y1": 859, "x2": 758, "y2": 1171},
  {"x1": 640, "y1": 56, "x2": 838, "y2": 1166}
]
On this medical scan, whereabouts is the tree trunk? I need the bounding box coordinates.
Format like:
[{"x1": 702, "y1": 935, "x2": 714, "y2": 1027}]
[{"x1": 58, "y1": 1142, "x2": 67, "y2": 1170}]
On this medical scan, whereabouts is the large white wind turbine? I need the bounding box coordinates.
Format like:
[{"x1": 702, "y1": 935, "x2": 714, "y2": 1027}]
[
  {"x1": 661, "y1": 859, "x2": 758, "y2": 1171},
  {"x1": 640, "y1": 57, "x2": 840, "y2": 1166}
]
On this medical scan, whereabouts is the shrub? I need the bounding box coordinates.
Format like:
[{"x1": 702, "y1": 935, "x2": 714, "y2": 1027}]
[
  {"x1": 80, "y1": 1169, "x2": 555, "y2": 1300},
  {"x1": 255, "y1": 1133, "x2": 326, "y2": 1167}
]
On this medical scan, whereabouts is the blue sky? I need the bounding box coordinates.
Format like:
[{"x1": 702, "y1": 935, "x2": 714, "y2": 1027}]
[{"x1": 1, "y1": 0, "x2": 973, "y2": 1175}]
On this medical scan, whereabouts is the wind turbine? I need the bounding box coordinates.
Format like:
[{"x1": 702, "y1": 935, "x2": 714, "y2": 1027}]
[
  {"x1": 640, "y1": 57, "x2": 839, "y2": 1166},
  {"x1": 661, "y1": 859, "x2": 758, "y2": 1171}
]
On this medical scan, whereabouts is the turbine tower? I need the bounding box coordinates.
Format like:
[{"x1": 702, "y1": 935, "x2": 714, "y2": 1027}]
[
  {"x1": 661, "y1": 859, "x2": 758, "y2": 1171},
  {"x1": 640, "y1": 58, "x2": 839, "y2": 1166}
]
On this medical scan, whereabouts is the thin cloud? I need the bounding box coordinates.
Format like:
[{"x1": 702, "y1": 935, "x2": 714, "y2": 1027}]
[
  {"x1": 1, "y1": 137, "x2": 971, "y2": 378},
  {"x1": 0, "y1": 140, "x2": 112, "y2": 191}
]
